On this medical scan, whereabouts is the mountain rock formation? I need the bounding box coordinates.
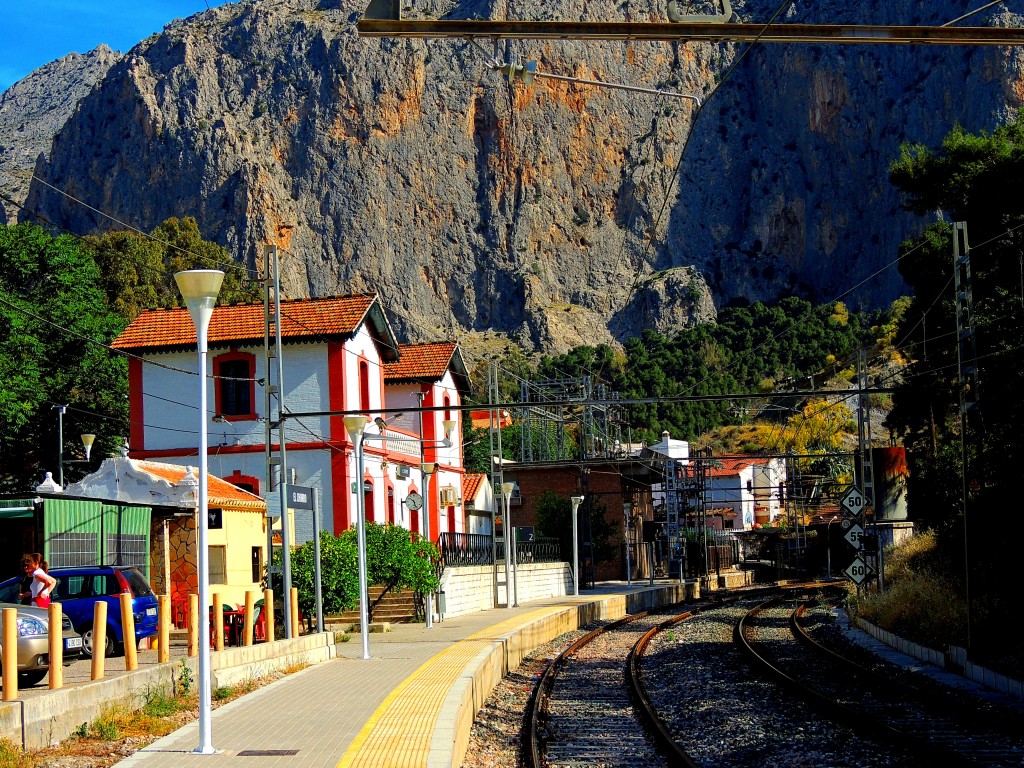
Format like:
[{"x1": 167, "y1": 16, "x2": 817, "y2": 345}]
[
  {"x1": 11, "y1": 0, "x2": 1024, "y2": 353},
  {"x1": 0, "y1": 46, "x2": 120, "y2": 224}
]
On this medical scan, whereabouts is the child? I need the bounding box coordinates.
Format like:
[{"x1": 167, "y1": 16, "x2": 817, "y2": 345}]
[{"x1": 21, "y1": 553, "x2": 56, "y2": 608}]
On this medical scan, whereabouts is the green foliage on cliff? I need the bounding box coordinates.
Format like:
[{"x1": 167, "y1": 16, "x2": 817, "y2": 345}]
[
  {"x1": 527, "y1": 297, "x2": 874, "y2": 444},
  {"x1": 84, "y1": 216, "x2": 259, "y2": 323}
]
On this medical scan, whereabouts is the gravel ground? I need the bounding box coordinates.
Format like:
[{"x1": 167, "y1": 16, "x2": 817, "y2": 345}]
[
  {"x1": 461, "y1": 595, "x2": 928, "y2": 768},
  {"x1": 461, "y1": 627, "x2": 589, "y2": 768}
]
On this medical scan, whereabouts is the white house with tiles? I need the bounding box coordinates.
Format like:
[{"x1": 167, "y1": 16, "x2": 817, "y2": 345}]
[{"x1": 111, "y1": 294, "x2": 470, "y2": 543}]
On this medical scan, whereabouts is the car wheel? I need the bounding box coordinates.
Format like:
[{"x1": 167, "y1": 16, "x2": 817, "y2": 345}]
[
  {"x1": 81, "y1": 624, "x2": 118, "y2": 658},
  {"x1": 18, "y1": 669, "x2": 47, "y2": 687}
]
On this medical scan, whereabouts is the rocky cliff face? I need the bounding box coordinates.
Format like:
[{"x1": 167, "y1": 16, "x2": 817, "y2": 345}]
[
  {"x1": 15, "y1": 0, "x2": 1024, "y2": 353},
  {"x1": 0, "y1": 46, "x2": 120, "y2": 224}
]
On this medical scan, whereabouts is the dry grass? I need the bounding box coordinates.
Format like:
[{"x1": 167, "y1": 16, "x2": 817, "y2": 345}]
[
  {"x1": 852, "y1": 531, "x2": 968, "y2": 650},
  {"x1": 14, "y1": 664, "x2": 308, "y2": 768}
]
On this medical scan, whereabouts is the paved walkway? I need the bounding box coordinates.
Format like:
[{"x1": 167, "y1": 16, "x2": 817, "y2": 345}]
[{"x1": 113, "y1": 585, "x2": 648, "y2": 768}]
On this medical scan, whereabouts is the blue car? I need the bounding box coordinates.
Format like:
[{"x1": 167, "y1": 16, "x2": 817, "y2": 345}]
[{"x1": 0, "y1": 566, "x2": 158, "y2": 658}]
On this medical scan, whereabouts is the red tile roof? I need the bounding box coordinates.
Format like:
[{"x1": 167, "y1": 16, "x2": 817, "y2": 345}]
[
  {"x1": 463, "y1": 473, "x2": 485, "y2": 503},
  {"x1": 134, "y1": 460, "x2": 266, "y2": 511},
  {"x1": 706, "y1": 457, "x2": 774, "y2": 478},
  {"x1": 113, "y1": 295, "x2": 382, "y2": 352},
  {"x1": 470, "y1": 409, "x2": 512, "y2": 429},
  {"x1": 383, "y1": 342, "x2": 458, "y2": 381}
]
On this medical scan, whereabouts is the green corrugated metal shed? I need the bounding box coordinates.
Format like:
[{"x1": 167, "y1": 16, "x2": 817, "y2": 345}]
[{"x1": 0, "y1": 497, "x2": 151, "y2": 579}]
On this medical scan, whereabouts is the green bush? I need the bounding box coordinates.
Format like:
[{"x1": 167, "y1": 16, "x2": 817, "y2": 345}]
[{"x1": 272, "y1": 523, "x2": 440, "y2": 618}]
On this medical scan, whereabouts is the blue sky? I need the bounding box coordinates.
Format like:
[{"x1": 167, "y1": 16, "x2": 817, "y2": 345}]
[{"x1": 0, "y1": 1, "x2": 231, "y2": 92}]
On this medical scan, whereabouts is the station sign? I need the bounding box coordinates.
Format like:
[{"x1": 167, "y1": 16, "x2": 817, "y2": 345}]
[{"x1": 288, "y1": 484, "x2": 314, "y2": 510}]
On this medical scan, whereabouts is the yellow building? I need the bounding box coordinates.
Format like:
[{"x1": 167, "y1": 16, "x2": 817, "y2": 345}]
[{"x1": 65, "y1": 458, "x2": 267, "y2": 627}]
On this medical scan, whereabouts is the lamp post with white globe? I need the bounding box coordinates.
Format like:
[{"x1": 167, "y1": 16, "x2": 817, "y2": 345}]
[{"x1": 174, "y1": 269, "x2": 223, "y2": 755}]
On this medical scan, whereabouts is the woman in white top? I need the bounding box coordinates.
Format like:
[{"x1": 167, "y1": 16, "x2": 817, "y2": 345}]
[{"x1": 20, "y1": 553, "x2": 56, "y2": 608}]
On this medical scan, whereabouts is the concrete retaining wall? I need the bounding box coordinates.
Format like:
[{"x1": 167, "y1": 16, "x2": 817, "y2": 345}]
[
  {"x1": 0, "y1": 632, "x2": 336, "y2": 750},
  {"x1": 439, "y1": 562, "x2": 573, "y2": 619},
  {"x1": 855, "y1": 617, "x2": 1024, "y2": 702}
]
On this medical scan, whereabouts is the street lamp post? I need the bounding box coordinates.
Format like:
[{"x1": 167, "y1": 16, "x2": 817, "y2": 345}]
[
  {"x1": 420, "y1": 461, "x2": 437, "y2": 627},
  {"x1": 623, "y1": 501, "x2": 633, "y2": 586},
  {"x1": 501, "y1": 482, "x2": 515, "y2": 607},
  {"x1": 174, "y1": 268, "x2": 224, "y2": 756},
  {"x1": 54, "y1": 405, "x2": 96, "y2": 487},
  {"x1": 570, "y1": 496, "x2": 584, "y2": 597},
  {"x1": 344, "y1": 416, "x2": 456, "y2": 650},
  {"x1": 343, "y1": 415, "x2": 371, "y2": 661}
]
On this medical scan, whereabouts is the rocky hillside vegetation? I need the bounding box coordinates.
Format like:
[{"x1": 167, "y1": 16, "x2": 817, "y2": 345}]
[{"x1": 7, "y1": 0, "x2": 1024, "y2": 352}]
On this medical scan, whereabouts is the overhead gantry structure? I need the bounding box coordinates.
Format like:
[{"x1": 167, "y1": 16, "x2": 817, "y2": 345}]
[{"x1": 357, "y1": 0, "x2": 1024, "y2": 45}]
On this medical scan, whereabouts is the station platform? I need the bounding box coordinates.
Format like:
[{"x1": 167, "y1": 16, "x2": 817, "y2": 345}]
[{"x1": 114, "y1": 582, "x2": 688, "y2": 768}]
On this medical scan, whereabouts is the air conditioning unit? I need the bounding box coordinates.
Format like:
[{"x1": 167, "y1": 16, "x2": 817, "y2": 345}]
[
  {"x1": 439, "y1": 486, "x2": 457, "y2": 506},
  {"x1": 395, "y1": 464, "x2": 410, "y2": 479}
]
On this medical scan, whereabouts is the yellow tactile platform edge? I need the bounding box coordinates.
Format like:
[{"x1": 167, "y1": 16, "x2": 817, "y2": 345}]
[{"x1": 336, "y1": 606, "x2": 567, "y2": 768}]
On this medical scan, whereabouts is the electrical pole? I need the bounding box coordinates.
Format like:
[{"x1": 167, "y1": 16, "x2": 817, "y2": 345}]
[
  {"x1": 954, "y1": 221, "x2": 982, "y2": 651},
  {"x1": 264, "y1": 245, "x2": 293, "y2": 638}
]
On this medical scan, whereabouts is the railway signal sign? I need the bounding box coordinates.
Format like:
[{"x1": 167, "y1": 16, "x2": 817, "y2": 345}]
[
  {"x1": 844, "y1": 556, "x2": 874, "y2": 585},
  {"x1": 839, "y1": 486, "x2": 867, "y2": 518},
  {"x1": 843, "y1": 523, "x2": 865, "y2": 549}
]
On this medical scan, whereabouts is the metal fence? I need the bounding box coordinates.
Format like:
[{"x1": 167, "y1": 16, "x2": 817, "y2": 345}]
[
  {"x1": 682, "y1": 532, "x2": 741, "y2": 578},
  {"x1": 437, "y1": 532, "x2": 563, "y2": 568}
]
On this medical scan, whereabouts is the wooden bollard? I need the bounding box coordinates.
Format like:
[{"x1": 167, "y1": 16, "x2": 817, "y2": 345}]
[
  {"x1": 91, "y1": 601, "x2": 107, "y2": 680},
  {"x1": 213, "y1": 593, "x2": 224, "y2": 651},
  {"x1": 120, "y1": 593, "x2": 137, "y2": 671},
  {"x1": 188, "y1": 594, "x2": 198, "y2": 657},
  {"x1": 158, "y1": 595, "x2": 170, "y2": 663},
  {"x1": 290, "y1": 587, "x2": 300, "y2": 638},
  {"x1": 48, "y1": 602, "x2": 63, "y2": 689},
  {"x1": 3, "y1": 608, "x2": 18, "y2": 700},
  {"x1": 243, "y1": 590, "x2": 255, "y2": 646},
  {"x1": 263, "y1": 589, "x2": 274, "y2": 642}
]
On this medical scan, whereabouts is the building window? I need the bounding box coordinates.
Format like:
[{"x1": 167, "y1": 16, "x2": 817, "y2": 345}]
[
  {"x1": 359, "y1": 360, "x2": 370, "y2": 412},
  {"x1": 225, "y1": 470, "x2": 260, "y2": 497},
  {"x1": 214, "y1": 351, "x2": 256, "y2": 418},
  {"x1": 210, "y1": 546, "x2": 227, "y2": 584},
  {"x1": 251, "y1": 546, "x2": 263, "y2": 584}
]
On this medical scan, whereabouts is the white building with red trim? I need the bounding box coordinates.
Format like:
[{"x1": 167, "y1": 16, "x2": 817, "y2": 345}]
[
  {"x1": 111, "y1": 294, "x2": 470, "y2": 543},
  {"x1": 704, "y1": 457, "x2": 786, "y2": 530}
]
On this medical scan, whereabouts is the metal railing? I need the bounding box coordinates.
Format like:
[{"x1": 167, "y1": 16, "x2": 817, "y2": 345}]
[
  {"x1": 436, "y1": 532, "x2": 563, "y2": 568},
  {"x1": 437, "y1": 532, "x2": 493, "y2": 567}
]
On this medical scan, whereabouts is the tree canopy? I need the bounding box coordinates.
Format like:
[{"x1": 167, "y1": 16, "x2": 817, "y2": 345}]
[
  {"x1": 0, "y1": 217, "x2": 261, "y2": 492},
  {"x1": 887, "y1": 114, "x2": 1024, "y2": 655},
  {"x1": 84, "y1": 216, "x2": 259, "y2": 323},
  {"x1": 0, "y1": 223, "x2": 128, "y2": 490}
]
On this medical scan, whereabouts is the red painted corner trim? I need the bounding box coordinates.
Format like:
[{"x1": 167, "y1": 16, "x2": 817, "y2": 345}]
[{"x1": 128, "y1": 357, "x2": 145, "y2": 452}]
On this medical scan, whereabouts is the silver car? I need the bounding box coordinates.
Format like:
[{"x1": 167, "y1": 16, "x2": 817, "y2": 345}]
[{"x1": 0, "y1": 602, "x2": 82, "y2": 687}]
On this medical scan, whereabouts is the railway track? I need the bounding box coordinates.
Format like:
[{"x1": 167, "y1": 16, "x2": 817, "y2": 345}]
[
  {"x1": 525, "y1": 607, "x2": 677, "y2": 768},
  {"x1": 509, "y1": 584, "x2": 1020, "y2": 768},
  {"x1": 736, "y1": 594, "x2": 1024, "y2": 768},
  {"x1": 524, "y1": 585, "x2": 846, "y2": 768}
]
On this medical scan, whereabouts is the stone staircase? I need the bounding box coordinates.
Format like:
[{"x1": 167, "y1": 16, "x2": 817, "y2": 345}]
[{"x1": 328, "y1": 585, "x2": 418, "y2": 628}]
